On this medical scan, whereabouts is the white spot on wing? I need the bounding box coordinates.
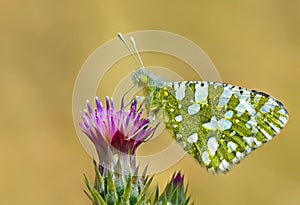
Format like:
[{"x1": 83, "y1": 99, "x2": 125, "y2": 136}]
[
  {"x1": 246, "y1": 123, "x2": 251, "y2": 129},
  {"x1": 239, "y1": 90, "x2": 251, "y2": 100},
  {"x1": 175, "y1": 82, "x2": 186, "y2": 101},
  {"x1": 203, "y1": 116, "x2": 231, "y2": 131},
  {"x1": 236, "y1": 98, "x2": 256, "y2": 117},
  {"x1": 269, "y1": 122, "x2": 280, "y2": 133},
  {"x1": 202, "y1": 151, "x2": 210, "y2": 165},
  {"x1": 207, "y1": 137, "x2": 219, "y2": 156},
  {"x1": 224, "y1": 110, "x2": 234, "y2": 118},
  {"x1": 246, "y1": 117, "x2": 258, "y2": 133},
  {"x1": 208, "y1": 167, "x2": 215, "y2": 173},
  {"x1": 174, "y1": 82, "x2": 179, "y2": 90},
  {"x1": 218, "y1": 118, "x2": 232, "y2": 131},
  {"x1": 254, "y1": 94, "x2": 261, "y2": 103},
  {"x1": 195, "y1": 83, "x2": 208, "y2": 103},
  {"x1": 227, "y1": 141, "x2": 237, "y2": 152},
  {"x1": 175, "y1": 115, "x2": 183, "y2": 122},
  {"x1": 232, "y1": 157, "x2": 239, "y2": 164},
  {"x1": 279, "y1": 116, "x2": 288, "y2": 126},
  {"x1": 230, "y1": 131, "x2": 236, "y2": 136},
  {"x1": 245, "y1": 146, "x2": 252, "y2": 154},
  {"x1": 176, "y1": 133, "x2": 182, "y2": 139},
  {"x1": 188, "y1": 103, "x2": 200, "y2": 115},
  {"x1": 236, "y1": 102, "x2": 246, "y2": 116},
  {"x1": 218, "y1": 88, "x2": 232, "y2": 107},
  {"x1": 260, "y1": 98, "x2": 276, "y2": 113},
  {"x1": 187, "y1": 133, "x2": 198, "y2": 143},
  {"x1": 254, "y1": 138, "x2": 262, "y2": 147},
  {"x1": 242, "y1": 136, "x2": 254, "y2": 146},
  {"x1": 261, "y1": 129, "x2": 272, "y2": 140},
  {"x1": 203, "y1": 116, "x2": 218, "y2": 130},
  {"x1": 243, "y1": 100, "x2": 256, "y2": 115},
  {"x1": 279, "y1": 108, "x2": 286, "y2": 115},
  {"x1": 219, "y1": 159, "x2": 230, "y2": 171},
  {"x1": 246, "y1": 117, "x2": 257, "y2": 127},
  {"x1": 236, "y1": 152, "x2": 245, "y2": 160}
]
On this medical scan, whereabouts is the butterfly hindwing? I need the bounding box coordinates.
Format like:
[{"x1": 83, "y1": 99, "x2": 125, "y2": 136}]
[{"x1": 153, "y1": 81, "x2": 288, "y2": 173}]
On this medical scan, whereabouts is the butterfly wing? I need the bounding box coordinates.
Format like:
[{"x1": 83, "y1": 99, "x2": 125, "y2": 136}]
[{"x1": 155, "y1": 81, "x2": 288, "y2": 173}]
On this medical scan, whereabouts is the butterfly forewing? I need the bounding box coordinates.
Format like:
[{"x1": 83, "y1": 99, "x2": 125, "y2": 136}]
[{"x1": 153, "y1": 81, "x2": 288, "y2": 173}]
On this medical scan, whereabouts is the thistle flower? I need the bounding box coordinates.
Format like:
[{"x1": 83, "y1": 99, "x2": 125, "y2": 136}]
[
  {"x1": 80, "y1": 97, "x2": 155, "y2": 169},
  {"x1": 80, "y1": 97, "x2": 156, "y2": 204},
  {"x1": 155, "y1": 172, "x2": 192, "y2": 205},
  {"x1": 171, "y1": 172, "x2": 184, "y2": 187}
]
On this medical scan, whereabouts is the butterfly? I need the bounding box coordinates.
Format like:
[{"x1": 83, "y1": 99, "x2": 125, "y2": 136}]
[{"x1": 118, "y1": 33, "x2": 289, "y2": 173}]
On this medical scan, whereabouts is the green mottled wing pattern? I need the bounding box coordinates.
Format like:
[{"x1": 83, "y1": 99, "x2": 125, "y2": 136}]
[{"x1": 150, "y1": 81, "x2": 288, "y2": 173}]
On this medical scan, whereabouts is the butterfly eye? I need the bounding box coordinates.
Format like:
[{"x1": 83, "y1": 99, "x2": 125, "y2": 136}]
[{"x1": 139, "y1": 75, "x2": 149, "y2": 86}]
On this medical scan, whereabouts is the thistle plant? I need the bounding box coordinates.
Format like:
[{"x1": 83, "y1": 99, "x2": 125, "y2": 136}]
[{"x1": 80, "y1": 97, "x2": 192, "y2": 205}]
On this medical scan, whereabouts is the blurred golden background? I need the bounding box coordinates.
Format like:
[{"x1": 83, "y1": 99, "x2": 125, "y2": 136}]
[{"x1": 1, "y1": 1, "x2": 299, "y2": 204}]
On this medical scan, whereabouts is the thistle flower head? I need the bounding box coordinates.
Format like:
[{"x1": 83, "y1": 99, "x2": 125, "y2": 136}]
[
  {"x1": 171, "y1": 172, "x2": 184, "y2": 187},
  {"x1": 80, "y1": 97, "x2": 156, "y2": 204},
  {"x1": 80, "y1": 97, "x2": 155, "y2": 158},
  {"x1": 156, "y1": 172, "x2": 192, "y2": 204}
]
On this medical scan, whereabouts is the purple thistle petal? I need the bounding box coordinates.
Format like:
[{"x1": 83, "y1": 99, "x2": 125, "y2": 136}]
[
  {"x1": 95, "y1": 122, "x2": 105, "y2": 138},
  {"x1": 105, "y1": 96, "x2": 110, "y2": 111},
  {"x1": 130, "y1": 100, "x2": 137, "y2": 113},
  {"x1": 94, "y1": 109, "x2": 99, "y2": 123},
  {"x1": 95, "y1": 97, "x2": 103, "y2": 112},
  {"x1": 110, "y1": 115, "x2": 116, "y2": 138},
  {"x1": 83, "y1": 116, "x2": 90, "y2": 128},
  {"x1": 80, "y1": 111, "x2": 86, "y2": 121},
  {"x1": 86, "y1": 100, "x2": 93, "y2": 116},
  {"x1": 110, "y1": 98, "x2": 115, "y2": 111},
  {"x1": 120, "y1": 96, "x2": 125, "y2": 110},
  {"x1": 134, "y1": 109, "x2": 143, "y2": 125},
  {"x1": 124, "y1": 111, "x2": 131, "y2": 128},
  {"x1": 139, "y1": 119, "x2": 149, "y2": 127},
  {"x1": 79, "y1": 122, "x2": 86, "y2": 131}
]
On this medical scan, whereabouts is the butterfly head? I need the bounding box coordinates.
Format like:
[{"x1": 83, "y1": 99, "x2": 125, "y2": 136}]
[
  {"x1": 132, "y1": 67, "x2": 166, "y2": 88},
  {"x1": 117, "y1": 33, "x2": 166, "y2": 88},
  {"x1": 132, "y1": 68, "x2": 149, "y2": 87}
]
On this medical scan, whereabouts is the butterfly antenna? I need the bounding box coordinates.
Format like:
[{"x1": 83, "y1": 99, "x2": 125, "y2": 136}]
[
  {"x1": 118, "y1": 32, "x2": 142, "y2": 105},
  {"x1": 123, "y1": 84, "x2": 136, "y2": 97},
  {"x1": 130, "y1": 36, "x2": 145, "y2": 68},
  {"x1": 117, "y1": 32, "x2": 142, "y2": 67},
  {"x1": 122, "y1": 84, "x2": 137, "y2": 108}
]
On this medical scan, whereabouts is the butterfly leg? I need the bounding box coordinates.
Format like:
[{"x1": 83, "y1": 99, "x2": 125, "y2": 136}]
[{"x1": 123, "y1": 95, "x2": 145, "y2": 109}]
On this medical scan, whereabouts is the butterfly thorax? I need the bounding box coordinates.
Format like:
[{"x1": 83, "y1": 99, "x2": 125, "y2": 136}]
[{"x1": 132, "y1": 68, "x2": 167, "y2": 116}]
